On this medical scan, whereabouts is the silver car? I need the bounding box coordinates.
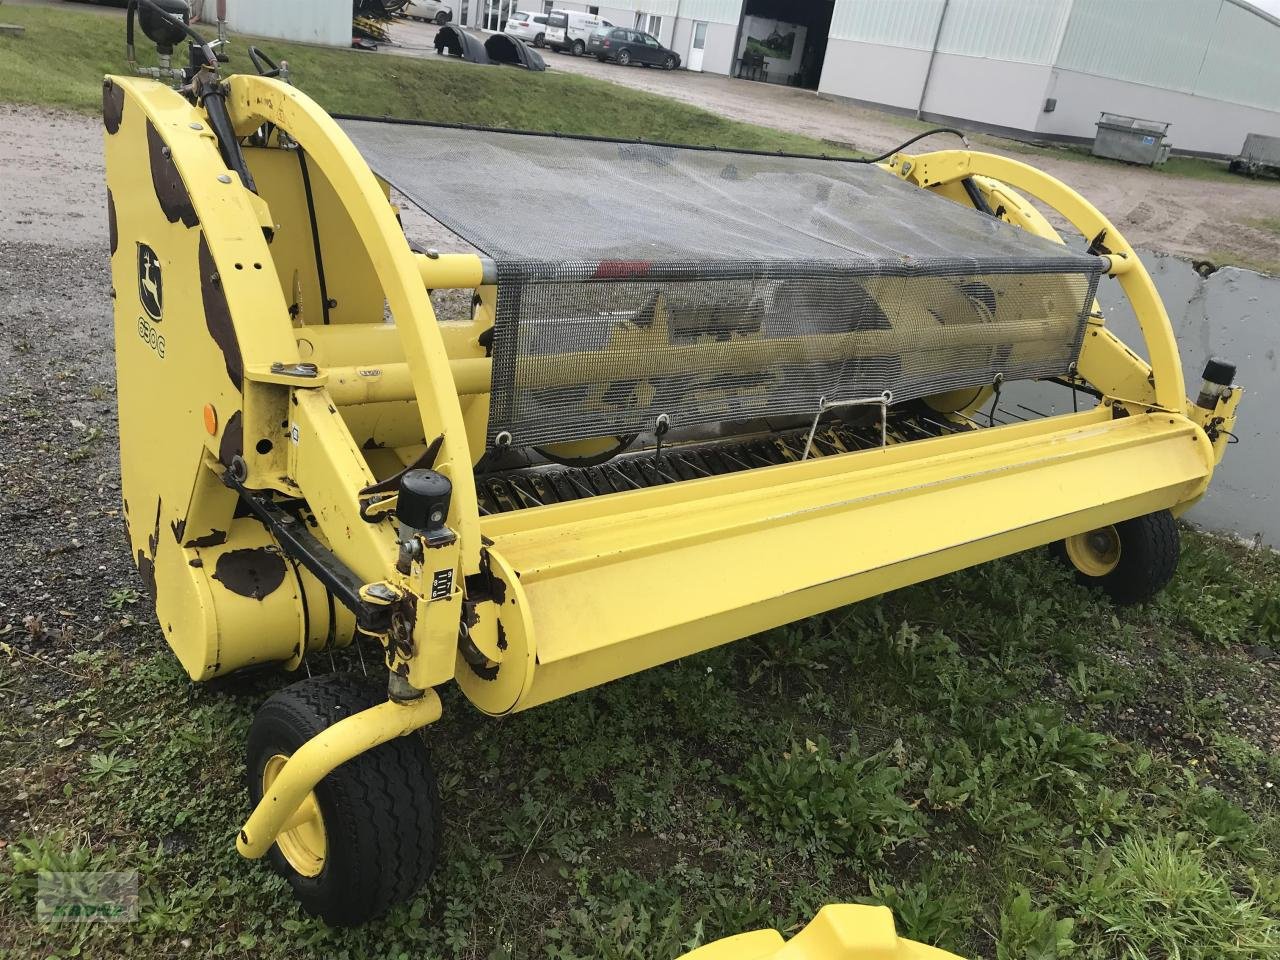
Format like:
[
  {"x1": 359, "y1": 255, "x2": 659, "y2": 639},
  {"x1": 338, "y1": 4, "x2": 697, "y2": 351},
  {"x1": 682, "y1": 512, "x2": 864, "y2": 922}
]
[{"x1": 403, "y1": 0, "x2": 454, "y2": 25}]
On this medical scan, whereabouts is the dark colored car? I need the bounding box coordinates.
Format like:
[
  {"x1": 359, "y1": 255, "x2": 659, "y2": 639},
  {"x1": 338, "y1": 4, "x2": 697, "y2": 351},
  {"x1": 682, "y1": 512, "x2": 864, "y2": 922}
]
[{"x1": 588, "y1": 27, "x2": 681, "y2": 69}]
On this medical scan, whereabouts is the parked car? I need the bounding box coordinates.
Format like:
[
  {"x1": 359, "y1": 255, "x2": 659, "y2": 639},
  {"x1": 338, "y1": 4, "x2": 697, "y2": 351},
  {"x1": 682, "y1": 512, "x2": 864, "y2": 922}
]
[
  {"x1": 504, "y1": 10, "x2": 550, "y2": 47},
  {"x1": 545, "y1": 8, "x2": 613, "y2": 56},
  {"x1": 402, "y1": 0, "x2": 453, "y2": 24},
  {"x1": 588, "y1": 26, "x2": 680, "y2": 69}
]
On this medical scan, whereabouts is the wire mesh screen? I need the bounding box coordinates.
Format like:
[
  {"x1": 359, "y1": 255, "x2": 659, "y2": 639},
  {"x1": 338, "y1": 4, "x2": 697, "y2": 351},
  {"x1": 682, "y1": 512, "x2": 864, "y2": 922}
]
[{"x1": 340, "y1": 118, "x2": 1103, "y2": 447}]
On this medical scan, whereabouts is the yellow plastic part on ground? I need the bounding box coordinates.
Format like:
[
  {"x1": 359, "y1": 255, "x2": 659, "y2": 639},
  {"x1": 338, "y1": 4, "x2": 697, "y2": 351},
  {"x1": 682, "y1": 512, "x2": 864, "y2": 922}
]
[{"x1": 680, "y1": 905, "x2": 962, "y2": 960}]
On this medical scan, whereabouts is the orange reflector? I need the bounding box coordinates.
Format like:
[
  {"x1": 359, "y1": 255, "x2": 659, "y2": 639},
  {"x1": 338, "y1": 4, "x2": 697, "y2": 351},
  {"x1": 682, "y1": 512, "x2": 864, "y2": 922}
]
[{"x1": 203, "y1": 404, "x2": 218, "y2": 436}]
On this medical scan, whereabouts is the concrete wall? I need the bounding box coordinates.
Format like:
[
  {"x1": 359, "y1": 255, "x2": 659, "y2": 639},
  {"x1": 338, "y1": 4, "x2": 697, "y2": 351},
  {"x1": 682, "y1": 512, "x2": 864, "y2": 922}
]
[
  {"x1": 1006, "y1": 252, "x2": 1280, "y2": 546},
  {"x1": 917, "y1": 54, "x2": 1051, "y2": 133},
  {"x1": 223, "y1": 0, "x2": 349, "y2": 47},
  {"x1": 1037, "y1": 69, "x2": 1280, "y2": 156},
  {"x1": 818, "y1": 37, "x2": 929, "y2": 112}
]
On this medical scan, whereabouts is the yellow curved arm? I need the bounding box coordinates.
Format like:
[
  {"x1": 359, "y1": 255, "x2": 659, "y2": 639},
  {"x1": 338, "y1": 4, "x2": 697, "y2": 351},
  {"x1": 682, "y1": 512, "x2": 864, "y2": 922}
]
[
  {"x1": 237, "y1": 691, "x2": 442, "y2": 859},
  {"x1": 222, "y1": 74, "x2": 481, "y2": 576},
  {"x1": 891, "y1": 150, "x2": 1186, "y2": 412}
]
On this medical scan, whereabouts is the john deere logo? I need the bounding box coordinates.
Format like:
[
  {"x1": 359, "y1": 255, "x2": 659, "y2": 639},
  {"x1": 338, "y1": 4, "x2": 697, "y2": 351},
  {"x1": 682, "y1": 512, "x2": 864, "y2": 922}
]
[{"x1": 138, "y1": 244, "x2": 163, "y2": 321}]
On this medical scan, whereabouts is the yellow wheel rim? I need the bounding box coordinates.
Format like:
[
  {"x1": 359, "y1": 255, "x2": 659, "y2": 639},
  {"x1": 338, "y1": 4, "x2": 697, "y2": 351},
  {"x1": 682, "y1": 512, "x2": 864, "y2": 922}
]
[
  {"x1": 263, "y1": 753, "x2": 327, "y2": 877},
  {"x1": 1065, "y1": 526, "x2": 1122, "y2": 577}
]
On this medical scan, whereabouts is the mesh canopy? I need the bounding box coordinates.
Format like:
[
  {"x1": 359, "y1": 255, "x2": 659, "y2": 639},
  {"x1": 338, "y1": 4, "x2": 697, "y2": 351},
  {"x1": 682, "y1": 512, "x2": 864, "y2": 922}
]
[{"x1": 340, "y1": 118, "x2": 1103, "y2": 447}]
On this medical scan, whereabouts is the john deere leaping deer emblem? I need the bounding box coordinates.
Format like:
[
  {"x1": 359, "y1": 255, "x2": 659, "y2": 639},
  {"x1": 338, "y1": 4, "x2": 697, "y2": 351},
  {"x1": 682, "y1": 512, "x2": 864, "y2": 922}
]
[{"x1": 137, "y1": 243, "x2": 162, "y2": 321}]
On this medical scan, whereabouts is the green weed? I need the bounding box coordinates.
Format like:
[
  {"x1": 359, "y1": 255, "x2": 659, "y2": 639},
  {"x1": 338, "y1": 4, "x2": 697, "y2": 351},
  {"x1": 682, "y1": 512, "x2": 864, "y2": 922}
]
[
  {"x1": 729, "y1": 735, "x2": 924, "y2": 861},
  {"x1": 1072, "y1": 833, "x2": 1279, "y2": 959},
  {"x1": 105, "y1": 588, "x2": 141, "y2": 610},
  {"x1": 997, "y1": 888, "x2": 1075, "y2": 960},
  {"x1": 85, "y1": 751, "x2": 140, "y2": 783}
]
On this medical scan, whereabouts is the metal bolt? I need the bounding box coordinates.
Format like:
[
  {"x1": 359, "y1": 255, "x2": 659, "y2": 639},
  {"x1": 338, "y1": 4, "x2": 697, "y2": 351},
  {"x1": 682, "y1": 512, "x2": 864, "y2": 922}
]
[
  {"x1": 189, "y1": 122, "x2": 204, "y2": 130},
  {"x1": 217, "y1": 174, "x2": 232, "y2": 184},
  {"x1": 426, "y1": 248, "x2": 440, "y2": 259}
]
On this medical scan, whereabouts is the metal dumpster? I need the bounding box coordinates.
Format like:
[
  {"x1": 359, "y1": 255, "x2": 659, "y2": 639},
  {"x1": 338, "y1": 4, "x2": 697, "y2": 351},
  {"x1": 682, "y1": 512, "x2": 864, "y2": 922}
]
[{"x1": 1092, "y1": 113, "x2": 1172, "y2": 166}]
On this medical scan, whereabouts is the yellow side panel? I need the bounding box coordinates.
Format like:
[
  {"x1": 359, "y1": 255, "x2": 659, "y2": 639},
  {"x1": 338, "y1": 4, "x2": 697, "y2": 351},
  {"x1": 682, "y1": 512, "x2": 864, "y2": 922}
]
[
  {"x1": 480, "y1": 412, "x2": 1212, "y2": 711},
  {"x1": 105, "y1": 79, "x2": 308, "y2": 677},
  {"x1": 244, "y1": 145, "x2": 324, "y2": 328}
]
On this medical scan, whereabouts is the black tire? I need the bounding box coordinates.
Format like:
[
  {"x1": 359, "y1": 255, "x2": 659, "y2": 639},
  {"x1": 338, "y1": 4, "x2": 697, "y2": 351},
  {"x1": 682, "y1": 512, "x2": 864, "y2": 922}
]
[
  {"x1": 534, "y1": 32, "x2": 545, "y2": 47},
  {"x1": 617, "y1": 48, "x2": 631, "y2": 65},
  {"x1": 663, "y1": 54, "x2": 676, "y2": 70},
  {"x1": 435, "y1": 10, "x2": 449, "y2": 24},
  {"x1": 572, "y1": 39, "x2": 585, "y2": 56},
  {"x1": 1051, "y1": 509, "x2": 1180, "y2": 605},
  {"x1": 246, "y1": 673, "x2": 441, "y2": 926}
]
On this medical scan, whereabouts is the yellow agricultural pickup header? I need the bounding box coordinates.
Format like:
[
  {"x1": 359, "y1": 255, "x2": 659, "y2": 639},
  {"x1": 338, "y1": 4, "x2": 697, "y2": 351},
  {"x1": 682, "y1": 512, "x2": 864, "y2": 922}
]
[{"x1": 104, "y1": 0, "x2": 1239, "y2": 934}]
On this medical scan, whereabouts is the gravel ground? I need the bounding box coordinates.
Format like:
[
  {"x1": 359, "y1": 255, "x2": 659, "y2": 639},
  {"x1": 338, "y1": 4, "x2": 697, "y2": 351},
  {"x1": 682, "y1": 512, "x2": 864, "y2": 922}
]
[
  {"x1": 385, "y1": 16, "x2": 1280, "y2": 269},
  {"x1": 0, "y1": 104, "x2": 131, "y2": 692}
]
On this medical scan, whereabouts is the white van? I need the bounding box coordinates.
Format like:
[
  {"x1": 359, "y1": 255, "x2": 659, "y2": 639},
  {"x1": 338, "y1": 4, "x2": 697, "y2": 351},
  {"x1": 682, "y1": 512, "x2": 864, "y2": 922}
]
[{"x1": 545, "y1": 8, "x2": 613, "y2": 56}]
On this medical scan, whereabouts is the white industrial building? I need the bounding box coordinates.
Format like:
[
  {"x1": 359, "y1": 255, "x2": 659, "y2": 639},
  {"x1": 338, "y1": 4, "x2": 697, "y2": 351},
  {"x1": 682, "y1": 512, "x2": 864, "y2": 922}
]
[
  {"x1": 528, "y1": 0, "x2": 1280, "y2": 157},
  {"x1": 224, "y1": 0, "x2": 1280, "y2": 157}
]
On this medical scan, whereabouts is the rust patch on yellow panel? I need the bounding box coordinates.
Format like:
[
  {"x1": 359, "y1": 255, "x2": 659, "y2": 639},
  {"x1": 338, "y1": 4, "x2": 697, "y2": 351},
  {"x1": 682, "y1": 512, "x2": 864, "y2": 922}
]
[
  {"x1": 199, "y1": 233, "x2": 243, "y2": 390},
  {"x1": 147, "y1": 120, "x2": 199, "y2": 228},
  {"x1": 213, "y1": 548, "x2": 287, "y2": 600}
]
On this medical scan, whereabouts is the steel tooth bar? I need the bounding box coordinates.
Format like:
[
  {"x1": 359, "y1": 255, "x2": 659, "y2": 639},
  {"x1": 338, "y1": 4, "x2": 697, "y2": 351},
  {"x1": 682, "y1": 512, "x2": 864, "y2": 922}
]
[{"x1": 472, "y1": 416, "x2": 983, "y2": 515}]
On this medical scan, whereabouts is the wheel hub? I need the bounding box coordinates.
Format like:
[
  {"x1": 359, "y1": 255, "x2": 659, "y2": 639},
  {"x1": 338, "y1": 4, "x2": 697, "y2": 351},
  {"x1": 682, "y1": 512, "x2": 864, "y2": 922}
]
[
  {"x1": 1064, "y1": 525, "x2": 1122, "y2": 577},
  {"x1": 263, "y1": 753, "x2": 327, "y2": 877}
]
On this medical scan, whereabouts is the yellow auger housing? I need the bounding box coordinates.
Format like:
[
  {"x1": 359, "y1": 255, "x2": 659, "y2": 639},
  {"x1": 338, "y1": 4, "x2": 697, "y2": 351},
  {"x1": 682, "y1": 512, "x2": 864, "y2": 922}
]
[{"x1": 104, "y1": 54, "x2": 1239, "y2": 925}]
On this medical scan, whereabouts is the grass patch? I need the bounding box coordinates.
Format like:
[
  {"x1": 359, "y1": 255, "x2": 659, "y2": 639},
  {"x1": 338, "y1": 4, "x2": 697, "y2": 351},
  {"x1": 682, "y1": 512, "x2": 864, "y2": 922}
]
[
  {"x1": 974, "y1": 135, "x2": 1270, "y2": 186},
  {"x1": 2, "y1": 531, "x2": 1278, "y2": 958},
  {"x1": 0, "y1": 5, "x2": 850, "y2": 155},
  {"x1": 1249, "y1": 216, "x2": 1280, "y2": 237},
  {"x1": 1158, "y1": 155, "x2": 1244, "y2": 184},
  {"x1": 1071, "y1": 833, "x2": 1279, "y2": 958},
  {"x1": 1205, "y1": 249, "x2": 1280, "y2": 277}
]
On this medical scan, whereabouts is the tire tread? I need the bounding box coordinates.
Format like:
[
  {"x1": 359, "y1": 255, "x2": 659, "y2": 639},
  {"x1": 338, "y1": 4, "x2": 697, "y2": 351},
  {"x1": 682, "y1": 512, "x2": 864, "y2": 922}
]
[
  {"x1": 1051, "y1": 509, "x2": 1180, "y2": 605},
  {"x1": 247, "y1": 674, "x2": 439, "y2": 925}
]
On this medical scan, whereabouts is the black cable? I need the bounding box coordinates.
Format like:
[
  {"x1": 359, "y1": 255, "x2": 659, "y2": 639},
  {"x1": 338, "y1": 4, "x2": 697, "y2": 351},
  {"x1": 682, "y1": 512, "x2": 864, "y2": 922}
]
[
  {"x1": 859, "y1": 128, "x2": 969, "y2": 164},
  {"x1": 297, "y1": 151, "x2": 333, "y2": 324},
  {"x1": 330, "y1": 113, "x2": 969, "y2": 166},
  {"x1": 247, "y1": 46, "x2": 282, "y2": 78}
]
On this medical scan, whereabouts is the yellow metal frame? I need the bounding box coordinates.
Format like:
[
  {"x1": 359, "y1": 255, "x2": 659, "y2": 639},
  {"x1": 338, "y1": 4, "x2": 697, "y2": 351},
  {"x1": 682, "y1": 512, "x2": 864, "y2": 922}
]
[
  {"x1": 103, "y1": 73, "x2": 1236, "y2": 865},
  {"x1": 680, "y1": 904, "x2": 961, "y2": 959},
  {"x1": 261, "y1": 753, "x2": 328, "y2": 877}
]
